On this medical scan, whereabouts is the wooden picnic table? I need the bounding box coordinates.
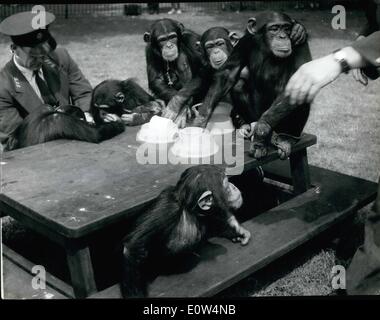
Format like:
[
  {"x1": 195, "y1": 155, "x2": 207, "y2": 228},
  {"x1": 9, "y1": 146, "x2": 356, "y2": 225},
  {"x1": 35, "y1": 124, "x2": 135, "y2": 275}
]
[{"x1": 0, "y1": 125, "x2": 316, "y2": 298}]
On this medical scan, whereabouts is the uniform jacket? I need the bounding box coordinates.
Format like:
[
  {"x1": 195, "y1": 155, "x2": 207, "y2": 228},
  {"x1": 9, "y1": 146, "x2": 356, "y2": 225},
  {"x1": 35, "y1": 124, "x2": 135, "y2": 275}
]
[{"x1": 0, "y1": 47, "x2": 92, "y2": 143}]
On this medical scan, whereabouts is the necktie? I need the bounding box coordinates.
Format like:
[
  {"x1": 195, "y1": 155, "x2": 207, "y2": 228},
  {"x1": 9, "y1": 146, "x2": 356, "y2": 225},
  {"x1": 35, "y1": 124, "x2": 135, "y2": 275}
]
[{"x1": 34, "y1": 70, "x2": 57, "y2": 106}]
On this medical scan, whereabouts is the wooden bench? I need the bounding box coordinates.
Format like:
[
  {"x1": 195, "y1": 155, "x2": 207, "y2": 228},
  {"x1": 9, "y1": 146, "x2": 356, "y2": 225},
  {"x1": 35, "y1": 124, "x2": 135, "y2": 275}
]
[
  {"x1": 90, "y1": 163, "x2": 377, "y2": 298},
  {"x1": 2, "y1": 245, "x2": 72, "y2": 299}
]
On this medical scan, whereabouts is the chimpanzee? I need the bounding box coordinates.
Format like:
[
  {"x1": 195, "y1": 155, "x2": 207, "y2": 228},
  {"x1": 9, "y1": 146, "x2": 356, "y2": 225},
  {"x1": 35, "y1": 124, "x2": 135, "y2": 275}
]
[
  {"x1": 198, "y1": 12, "x2": 311, "y2": 159},
  {"x1": 144, "y1": 19, "x2": 206, "y2": 127},
  {"x1": 121, "y1": 165, "x2": 251, "y2": 297},
  {"x1": 197, "y1": 27, "x2": 252, "y2": 135},
  {"x1": 4, "y1": 104, "x2": 125, "y2": 151},
  {"x1": 90, "y1": 79, "x2": 165, "y2": 126}
]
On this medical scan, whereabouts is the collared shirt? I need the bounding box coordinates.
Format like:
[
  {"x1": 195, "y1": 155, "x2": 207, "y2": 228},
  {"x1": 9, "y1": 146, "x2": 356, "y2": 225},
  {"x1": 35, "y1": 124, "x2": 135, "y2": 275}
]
[{"x1": 13, "y1": 55, "x2": 45, "y2": 102}]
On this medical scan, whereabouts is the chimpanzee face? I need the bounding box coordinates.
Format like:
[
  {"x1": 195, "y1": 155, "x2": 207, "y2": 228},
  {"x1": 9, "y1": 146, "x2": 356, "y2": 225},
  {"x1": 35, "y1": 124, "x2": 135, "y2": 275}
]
[
  {"x1": 265, "y1": 21, "x2": 293, "y2": 58},
  {"x1": 92, "y1": 81, "x2": 125, "y2": 108},
  {"x1": 144, "y1": 19, "x2": 184, "y2": 62},
  {"x1": 204, "y1": 38, "x2": 229, "y2": 69},
  {"x1": 247, "y1": 12, "x2": 294, "y2": 59},
  {"x1": 200, "y1": 27, "x2": 239, "y2": 70},
  {"x1": 157, "y1": 32, "x2": 179, "y2": 62},
  {"x1": 223, "y1": 177, "x2": 243, "y2": 210},
  {"x1": 198, "y1": 176, "x2": 243, "y2": 211},
  {"x1": 91, "y1": 80, "x2": 126, "y2": 119}
]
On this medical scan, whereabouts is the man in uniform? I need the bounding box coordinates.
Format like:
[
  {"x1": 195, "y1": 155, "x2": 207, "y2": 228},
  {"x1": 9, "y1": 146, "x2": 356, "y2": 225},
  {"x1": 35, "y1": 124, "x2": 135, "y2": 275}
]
[{"x1": 0, "y1": 11, "x2": 94, "y2": 146}]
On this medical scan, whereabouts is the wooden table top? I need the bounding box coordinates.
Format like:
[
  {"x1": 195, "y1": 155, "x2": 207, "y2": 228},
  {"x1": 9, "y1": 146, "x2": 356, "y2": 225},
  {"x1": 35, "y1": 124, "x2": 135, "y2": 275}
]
[{"x1": 0, "y1": 125, "x2": 316, "y2": 239}]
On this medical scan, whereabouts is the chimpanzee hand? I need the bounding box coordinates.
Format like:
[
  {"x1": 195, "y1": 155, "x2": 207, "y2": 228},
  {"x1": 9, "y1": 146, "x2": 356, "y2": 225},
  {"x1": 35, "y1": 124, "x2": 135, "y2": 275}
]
[
  {"x1": 238, "y1": 122, "x2": 256, "y2": 139},
  {"x1": 291, "y1": 21, "x2": 307, "y2": 46},
  {"x1": 165, "y1": 94, "x2": 188, "y2": 115},
  {"x1": 249, "y1": 120, "x2": 272, "y2": 159},
  {"x1": 103, "y1": 113, "x2": 122, "y2": 123},
  {"x1": 121, "y1": 113, "x2": 139, "y2": 125},
  {"x1": 231, "y1": 225, "x2": 251, "y2": 246},
  {"x1": 152, "y1": 99, "x2": 166, "y2": 114},
  {"x1": 84, "y1": 112, "x2": 95, "y2": 124},
  {"x1": 174, "y1": 107, "x2": 188, "y2": 129},
  {"x1": 271, "y1": 133, "x2": 301, "y2": 160},
  {"x1": 228, "y1": 216, "x2": 251, "y2": 246}
]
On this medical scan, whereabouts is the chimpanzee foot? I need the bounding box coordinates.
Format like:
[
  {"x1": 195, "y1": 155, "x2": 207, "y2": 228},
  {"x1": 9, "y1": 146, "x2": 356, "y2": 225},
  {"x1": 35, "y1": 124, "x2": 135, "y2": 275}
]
[
  {"x1": 271, "y1": 132, "x2": 301, "y2": 160},
  {"x1": 249, "y1": 140, "x2": 269, "y2": 159},
  {"x1": 249, "y1": 119, "x2": 273, "y2": 159}
]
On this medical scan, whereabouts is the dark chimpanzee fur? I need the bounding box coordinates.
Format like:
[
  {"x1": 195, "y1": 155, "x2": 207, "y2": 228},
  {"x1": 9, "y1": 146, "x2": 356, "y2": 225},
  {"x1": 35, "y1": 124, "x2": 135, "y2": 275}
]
[
  {"x1": 121, "y1": 165, "x2": 251, "y2": 297},
  {"x1": 198, "y1": 12, "x2": 311, "y2": 159},
  {"x1": 5, "y1": 104, "x2": 125, "y2": 151},
  {"x1": 197, "y1": 27, "x2": 252, "y2": 129},
  {"x1": 144, "y1": 19, "x2": 207, "y2": 124},
  {"x1": 90, "y1": 79, "x2": 165, "y2": 126}
]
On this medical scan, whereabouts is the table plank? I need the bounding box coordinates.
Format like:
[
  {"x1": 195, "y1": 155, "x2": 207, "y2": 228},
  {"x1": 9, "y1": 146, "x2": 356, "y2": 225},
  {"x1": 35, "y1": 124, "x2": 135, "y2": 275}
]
[{"x1": 0, "y1": 128, "x2": 316, "y2": 238}]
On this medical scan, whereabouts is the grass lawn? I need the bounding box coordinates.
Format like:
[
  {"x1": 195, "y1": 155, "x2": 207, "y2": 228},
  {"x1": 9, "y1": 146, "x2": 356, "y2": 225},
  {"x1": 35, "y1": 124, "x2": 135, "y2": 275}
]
[{"x1": 1, "y1": 8, "x2": 379, "y2": 296}]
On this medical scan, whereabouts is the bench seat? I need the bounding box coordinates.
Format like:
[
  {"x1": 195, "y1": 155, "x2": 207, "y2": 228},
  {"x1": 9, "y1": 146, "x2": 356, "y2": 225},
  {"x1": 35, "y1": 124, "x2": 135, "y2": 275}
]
[{"x1": 89, "y1": 164, "x2": 377, "y2": 298}]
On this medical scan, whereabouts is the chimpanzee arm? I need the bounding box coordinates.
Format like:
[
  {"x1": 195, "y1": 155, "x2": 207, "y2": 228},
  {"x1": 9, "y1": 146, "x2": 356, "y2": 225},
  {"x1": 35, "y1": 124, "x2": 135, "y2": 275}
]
[
  {"x1": 166, "y1": 76, "x2": 204, "y2": 113},
  {"x1": 122, "y1": 79, "x2": 155, "y2": 106},
  {"x1": 208, "y1": 211, "x2": 251, "y2": 246},
  {"x1": 198, "y1": 36, "x2": 254, "y2": 122},
  {"x1": 123, "y1": 100, "x2": 164, "y2": 126},
  {"x1": 258, "y1": 42, "x2": 312, "y2": 130}
]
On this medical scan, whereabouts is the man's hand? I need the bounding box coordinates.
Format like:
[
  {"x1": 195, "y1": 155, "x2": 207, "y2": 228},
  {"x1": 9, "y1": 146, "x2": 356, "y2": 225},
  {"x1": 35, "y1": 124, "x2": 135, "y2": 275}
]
[
  {"x1": 291, "y1": 21, "x2": 307, "y2": 46},
  {"x1": 84, "y1": 112, "x2": 95, "y2": 124},
  {"x1": 285, "y1": 54, "x2": 342, "y2": 105}
]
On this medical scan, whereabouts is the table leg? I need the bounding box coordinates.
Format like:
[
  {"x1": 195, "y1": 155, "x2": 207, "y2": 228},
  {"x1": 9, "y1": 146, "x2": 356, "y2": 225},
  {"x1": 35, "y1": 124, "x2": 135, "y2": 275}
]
[
  {"x1": 289, "y1": 148, "x2": 311, "y2": 195},
  {"x1": 66, "y1": 242, "x2": 97, "y2": 298}
]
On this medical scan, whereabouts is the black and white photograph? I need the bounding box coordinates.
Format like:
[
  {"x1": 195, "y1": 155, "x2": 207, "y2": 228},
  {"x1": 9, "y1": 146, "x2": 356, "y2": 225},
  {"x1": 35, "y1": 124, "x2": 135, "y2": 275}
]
[{"x1": 0, "y1": 0, "x2": 379, "y2": 305}]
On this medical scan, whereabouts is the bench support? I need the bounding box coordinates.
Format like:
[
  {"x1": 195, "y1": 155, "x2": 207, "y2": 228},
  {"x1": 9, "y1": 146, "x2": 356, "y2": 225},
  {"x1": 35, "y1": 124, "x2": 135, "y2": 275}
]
[{"x1": 289, "y1": 148, "x2": 311, "y2": 195}]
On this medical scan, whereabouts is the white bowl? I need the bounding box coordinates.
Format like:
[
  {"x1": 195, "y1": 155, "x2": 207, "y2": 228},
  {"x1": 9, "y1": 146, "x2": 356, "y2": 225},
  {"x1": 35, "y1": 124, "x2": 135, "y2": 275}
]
[
  {"x1": 171, "y1": 127, "x2": 219, "y2": 158},
  {"x1": 136, "y1": 116, "x2": 179, "y2": 144}
]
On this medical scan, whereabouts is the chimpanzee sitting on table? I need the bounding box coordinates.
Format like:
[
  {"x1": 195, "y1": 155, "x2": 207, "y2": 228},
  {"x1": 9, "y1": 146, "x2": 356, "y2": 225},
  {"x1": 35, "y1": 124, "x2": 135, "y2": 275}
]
[
  {"x1": 121, "y1": 165, "x2": 253, "y2": 297},
  {"x1": 90, "y1": 79, "x2": 165, "y2": 126},
  {"x1": 197, "y1": 12, "x2": 310, "y2": 160},
  {"x1": 143, "y1": 19, "x2": 206, "y2": 128}
]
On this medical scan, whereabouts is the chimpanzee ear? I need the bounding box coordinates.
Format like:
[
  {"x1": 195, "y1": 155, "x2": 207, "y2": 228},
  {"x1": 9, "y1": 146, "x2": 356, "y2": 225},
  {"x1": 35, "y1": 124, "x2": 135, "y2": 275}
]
[
  {"x1": 228, "y1": 31, "x2": 241, "y2": 46},
  {"x1": 195, "y1": 40, "x2": 203, "y2": 54},
  {"x1": 177, "y1": 22, "x2": 185, "y2": 34},
  {"x1": 115, "y1": 92, "x2": 125, "y2": 103},
  {"x1": 143, "y1": 32, "x2": 151, "y2": 43},
  {"x1": 246, "y1": 17, "x2": 257, "y2": 35},
  {"x1": 198, "y1": 191, "x2": 213, "y2": 211}
]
